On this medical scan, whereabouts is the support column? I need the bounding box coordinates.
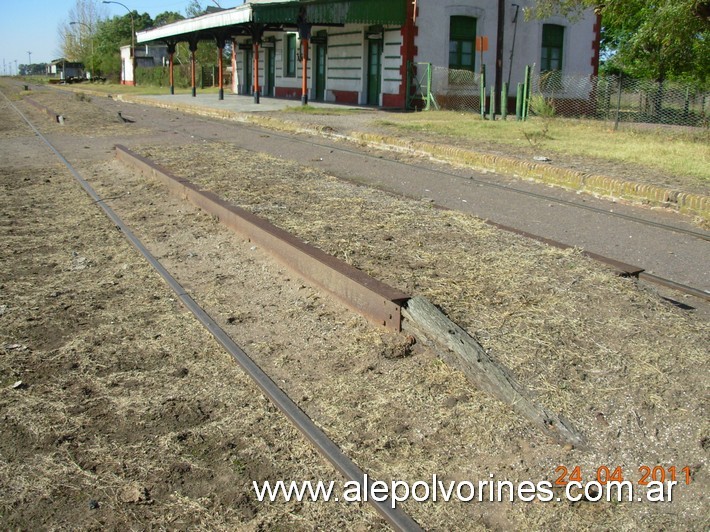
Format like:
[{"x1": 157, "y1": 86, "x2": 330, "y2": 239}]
[
  {"x1": 231, "y1": 38, "x2": 238, "y2": 94},
  {"x1": 297, "y1": 11, "x2": 311, "y2": 106},
  {"x1": 216, "y1": 36, "x2": 226, "y2": 100},
  {"x1": 495, "y1": 0, "x2": 505, "y2": 115},
  {"x1": 189, "y1": 39, "x2": 198, "y2": 97},
  {"x1": 251, "y1": 24, "x2": 264, "y2": 104},
  {"x1": 167, "y1": 42, "x2": 176, "y2": 95},
  {"x1": 301, "y1": 37, "x2": 309, "y2": 105},
  {"x1": 253, "y1": 42, "x2": 260, "y2": 103}
]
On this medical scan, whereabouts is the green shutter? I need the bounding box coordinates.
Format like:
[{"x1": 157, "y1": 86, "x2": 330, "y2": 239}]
[
  {"x1": 450, "y1": 16, "x2": 476, "y2": 41},
  {"x1": 542, "y1": 24, "x2": 564, "y2": 48}
]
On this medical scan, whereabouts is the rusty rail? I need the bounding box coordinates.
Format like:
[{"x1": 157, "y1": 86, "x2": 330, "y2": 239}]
[
  {"x1": 114, "y1": 145, "x2": 410, "y2": 331},
  {"x1": 24, "y1": 97, "x2": 62, "y2": 123}
]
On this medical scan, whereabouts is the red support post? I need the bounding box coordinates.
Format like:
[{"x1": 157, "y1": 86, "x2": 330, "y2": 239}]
[
  {"x1": 253, "y1": 42, "x2": 260, "y2": 104},
  {"x1": 218, "y1": 44, "x2": 224, "y2": 100},
  {"x1": 169, "y1": 52, "x2": 174, "y2": 95},
  {"x1": 301, "y1": 37, "x2": 309, "y2": 105},
  {"x1": 190, "y1": 41, "x2": 198, "y2": 97}
]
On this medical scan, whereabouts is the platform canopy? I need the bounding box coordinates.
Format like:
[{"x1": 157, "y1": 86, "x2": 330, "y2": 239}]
[
  {"x1": 253, "y1": 0, "x2": 407, "y2": 25},
  {"x1": 137, "y1": 0, "x2": 407, "y2": 45}
]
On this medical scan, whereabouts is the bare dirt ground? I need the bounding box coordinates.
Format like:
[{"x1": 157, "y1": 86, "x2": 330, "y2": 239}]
[{"x1": 1, "y1": 81, "x2": 708, "y2": 530}]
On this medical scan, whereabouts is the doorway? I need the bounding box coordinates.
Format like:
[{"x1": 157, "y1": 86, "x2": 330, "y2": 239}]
[
  {"x1": 315, "y1": 44, "x2": 326, "y2": 101},
  {"x1": 367, "y1": 39, "x2": 382, "y2": 105},
  {"x1": 243, "y1": 48, "x2": 253, "y2": 95},
  {"x1": 266, "y1": 47, "x2": 275, "y2": 97}
]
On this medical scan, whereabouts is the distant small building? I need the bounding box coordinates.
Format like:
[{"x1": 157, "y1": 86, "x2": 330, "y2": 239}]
[
  {"x1": 47, "y1": 58, "x2": 85, "y2": 80},
  {"x1": 119, "y1": 44, "x2": 170, "y2": 85}
]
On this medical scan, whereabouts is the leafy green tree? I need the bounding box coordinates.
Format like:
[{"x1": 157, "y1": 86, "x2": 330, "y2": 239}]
[
  {"x1": 154, "y1": 11, "x2": 185, "y2": 27},
  {"x1": 93, "y1": 11, "x2": 153, "y2": 79},
  {"x1": 58, "y1": 0, "x2": 107, "y2": 74}
]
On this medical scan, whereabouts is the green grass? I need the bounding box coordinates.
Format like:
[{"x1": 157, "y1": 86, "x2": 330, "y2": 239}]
[
  {"x1": 22, "y1": 77, "x2": 223, "y2": 97},
  {"x1": 376, "y1": 111, "x2": 710, "y2": 184},
  {"x1": 280, "y1": 104, "x2": 369, "y2": 116}
]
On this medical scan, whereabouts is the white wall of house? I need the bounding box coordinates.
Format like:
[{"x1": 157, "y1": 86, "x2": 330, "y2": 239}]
[
  {"x1": 201, "y1": 0, "x2": 597, "y2": 106},
  {"x1": 326, "y1": 26, "x2": 365, "y2": 102},
  {"x1": 120, "y1": 45, "x2": 134, "y2": 85},
  {"x1": 415, "y1": 0, "x2": 598, "y2": 97},
  {"x1": 382, "y1": 28, "x2": 404, "y2": 99}
]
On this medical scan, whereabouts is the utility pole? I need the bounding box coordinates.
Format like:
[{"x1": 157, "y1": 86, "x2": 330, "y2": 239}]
[
  {"x1": 103, "y1": 1, "x2": 136, "y2": 85},
  {"x1": 495, "y1": 0, "x2": 505, "y2": 116},
  {"x1": 27, "y1": 51, "x2": 32, "y2": 73}
]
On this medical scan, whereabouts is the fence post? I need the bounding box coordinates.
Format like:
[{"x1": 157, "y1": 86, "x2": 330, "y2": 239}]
[
  {"x1": 516, "y1": 83, "x2": 523, "y2": 120},
  {"x1": 614, "y1": 73, "x2": 623, "y2": 131},
  {"x1": 489, "y1": 87, "x2": 496, "y2": 120},
  {"x1": 501, "y1": 82, "x2": 508, "y2": 120},
  {"x1": 425, "y1": 63, "x2": 433, "y2": 111},
  {"x1": 522, "y1": 65, "x2": 531, "y2": 120},
  {"x1": 480, "y1": 64, "x2": 486, "y2": 118}
]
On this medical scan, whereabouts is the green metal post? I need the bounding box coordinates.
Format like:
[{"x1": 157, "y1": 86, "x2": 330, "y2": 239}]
[
  {"x1": 501, "y1": 82, "x2": 508, "y2": 120},
  {"x1": 516, "y1": 82, "x2": 523, "y2": 120},
  {"x1": 480, "y1": 64, "x2": 486, "y2": 118},
  {"x1": 425, "y1": 62, "x2": 433, "y2": 111},
  {"x1": 489, "y1": 87, "x2": 496, "y2": 120},
  {"x1": 522, "y1": 65, "x2": 531, "y2": 120}
]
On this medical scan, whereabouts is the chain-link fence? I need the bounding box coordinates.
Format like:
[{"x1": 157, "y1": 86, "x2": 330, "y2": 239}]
[
  {"x1": 408, "y1": 62, "x2": 709, "y2": 128},
  {"x1": 530, "y1": 71, "x2": 709, "y2": 128},
  {"x1": 408, "y1": 63, "x2": 483, "y2": 112}
]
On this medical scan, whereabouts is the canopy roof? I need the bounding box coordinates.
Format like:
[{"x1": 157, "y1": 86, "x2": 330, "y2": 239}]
[{"x1": 137, "y1": 0, "x2": 406, "y2": 44}]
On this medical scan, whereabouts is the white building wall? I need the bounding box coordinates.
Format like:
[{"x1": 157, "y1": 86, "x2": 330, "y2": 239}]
[
  {"x1": 381, "y1": 28, "x2": 403, "y2": 97},
  {"x1": 415, "y1": 0, "x2": 597, "y2": 99},
  {"x1": 120, "y1": 45, "x2": 134, "y2": 84},
  {"x1": 326, "y1": 26, "x2": 365, "y2": 101}
]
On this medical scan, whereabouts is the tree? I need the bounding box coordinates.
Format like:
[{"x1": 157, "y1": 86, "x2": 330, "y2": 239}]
[
  {"x1": 93, "y1": 11, "x2": 153, "y2": 79},
  {"x1": 57, "y1": 0, "x2": 107, "y2": 69},
  {"x1": 154, "y1": 11, "x2": 185, "y2": 27},
  {"x1": 530, "y1": 0, "x2": 710, "y2": 87}
]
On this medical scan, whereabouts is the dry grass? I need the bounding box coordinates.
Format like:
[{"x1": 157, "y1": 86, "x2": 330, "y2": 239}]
[
  {"x1": 374, "y1": 111, "x2": 710, "y2": 187},
  {"x1": 137, "y1": 140, "x2": 709, "y2": 529},
  {"x1": 2, "y1": 80, "x2": 707, "y2": 530}
]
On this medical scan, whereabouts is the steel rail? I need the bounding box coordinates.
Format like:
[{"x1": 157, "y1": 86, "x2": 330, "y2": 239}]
[
  {"x1": 136, "y1": 112, "x2": 708, "y2": 301},
  {"x1": 1, "y1": 88, "x2": 423, "y2": 532},
  {"x1": 638, "y1": 272, "x2": 710, "y2": 302}
]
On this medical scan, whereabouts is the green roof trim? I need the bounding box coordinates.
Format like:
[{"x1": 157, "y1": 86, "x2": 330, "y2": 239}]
[{"x1": 253, "y1": 0, "x2": 406, "y2": 26}]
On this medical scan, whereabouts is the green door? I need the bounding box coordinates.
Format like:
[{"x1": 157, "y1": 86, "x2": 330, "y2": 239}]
[
  {"x1": 315, "y1": 44, "x2": 326, "y2": 101},
  {"x1": 367, "y1": 39, "x2": 382, "y2": 105},
  {"x1": 244, "y1": 49, "x2": 253, "y2": 95},
  {"x1": 267, "y1": 47, "x2": 275, "y2": 97}
]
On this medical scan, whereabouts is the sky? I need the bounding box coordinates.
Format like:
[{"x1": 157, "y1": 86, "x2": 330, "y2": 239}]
[{"x1": 0, "y1": 0, "x2": 243, "y2": 74}]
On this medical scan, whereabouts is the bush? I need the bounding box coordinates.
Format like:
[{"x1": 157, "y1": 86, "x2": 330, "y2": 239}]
[{"x1": 528, "y1": 94, "x2": 556, "y2": 118}]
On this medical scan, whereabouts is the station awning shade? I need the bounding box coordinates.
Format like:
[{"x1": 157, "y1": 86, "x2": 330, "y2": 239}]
[
  {"x1": 137, "y1": 0, "x2": 407, "y2": 45},
  {"x1": 253, "y1": 0, "x2": 407, "y2": 26}
]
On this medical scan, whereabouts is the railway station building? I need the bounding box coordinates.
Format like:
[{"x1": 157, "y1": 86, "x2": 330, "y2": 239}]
[{"x1": 136, "y1": 0, "x2": 599, "y2": 109}]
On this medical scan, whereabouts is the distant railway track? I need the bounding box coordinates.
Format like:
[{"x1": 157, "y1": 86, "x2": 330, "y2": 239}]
[
  {"x1": 165, "y1": 114, "x2": 710, "y2": 302},
  {"x1": 1, "y1": 86, "x2": 424, "y2": 532},
  {"x1": 183, "y1": 115, "x2": 710, "y2": 243},
  {"x1": 9, "y1": 84, "x2": 708, "y2": 303}
]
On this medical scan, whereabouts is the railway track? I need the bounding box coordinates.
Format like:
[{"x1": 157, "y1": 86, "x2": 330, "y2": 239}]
[
  {"x1": 138, "y1": 106, "x2": 710, "y2": 302},
  {"x1": 17, "y1": 82, "x2": 710, "y2": 301},
  {"x1": 3, "y1": 82, "x2": 709, "y2": 529},
  {"x1": 1, "y1": 86, "x2": 423, "y2": 532}
]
